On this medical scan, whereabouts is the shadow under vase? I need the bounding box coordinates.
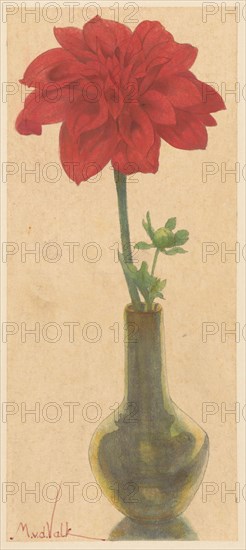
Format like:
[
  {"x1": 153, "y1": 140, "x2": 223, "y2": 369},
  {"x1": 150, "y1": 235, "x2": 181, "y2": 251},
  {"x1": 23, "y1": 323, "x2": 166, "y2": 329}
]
[{"x1": 109, "y1": 515, "x2": 198, "y2": 540}]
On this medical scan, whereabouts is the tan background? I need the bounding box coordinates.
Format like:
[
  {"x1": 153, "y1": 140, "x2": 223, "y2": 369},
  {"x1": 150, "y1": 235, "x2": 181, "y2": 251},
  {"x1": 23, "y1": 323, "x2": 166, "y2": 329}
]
[{"x1": 7, "y1": 3, "x2": 238, "y2": 542}]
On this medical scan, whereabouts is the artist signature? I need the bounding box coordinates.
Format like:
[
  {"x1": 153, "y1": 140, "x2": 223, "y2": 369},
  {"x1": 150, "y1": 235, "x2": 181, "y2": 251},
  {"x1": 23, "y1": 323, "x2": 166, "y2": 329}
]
[{"x1": 10, "y1": 484, "x2": 105, "y2": 542}]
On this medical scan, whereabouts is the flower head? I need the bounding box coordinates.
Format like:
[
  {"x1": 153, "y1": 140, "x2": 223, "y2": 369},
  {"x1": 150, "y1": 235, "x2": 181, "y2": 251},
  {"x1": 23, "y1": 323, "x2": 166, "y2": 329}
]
[{"x1": 16, "y1": 16, "x2": 226, "y2": 184}]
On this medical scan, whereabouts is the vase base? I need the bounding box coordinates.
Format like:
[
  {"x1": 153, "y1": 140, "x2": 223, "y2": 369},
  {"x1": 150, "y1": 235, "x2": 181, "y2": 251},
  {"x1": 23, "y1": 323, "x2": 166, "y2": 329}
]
[{"x1": 108, "y1": 515, "x2": 198, "y2": 541}]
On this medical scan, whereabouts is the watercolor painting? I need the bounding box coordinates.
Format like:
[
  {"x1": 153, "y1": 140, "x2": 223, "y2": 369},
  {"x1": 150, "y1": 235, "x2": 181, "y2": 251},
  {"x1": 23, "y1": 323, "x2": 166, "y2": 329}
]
[
  {"x1": 7, "y1": 6, "x2": 241, "y2": 543},
  {"x1": 15, "y1": 14, "x2": 226, "y2": 541}
]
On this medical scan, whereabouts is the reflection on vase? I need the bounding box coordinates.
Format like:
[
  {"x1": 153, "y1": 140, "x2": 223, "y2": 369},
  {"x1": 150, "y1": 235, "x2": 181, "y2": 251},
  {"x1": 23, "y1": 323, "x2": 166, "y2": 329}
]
[{"x1": 109, "y1": 515, "x2": 198, "y2": 541}]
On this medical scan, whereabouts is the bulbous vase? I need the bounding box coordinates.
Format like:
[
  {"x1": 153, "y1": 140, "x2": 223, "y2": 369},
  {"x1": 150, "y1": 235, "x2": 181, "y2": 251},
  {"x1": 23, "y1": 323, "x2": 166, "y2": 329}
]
[{"x1": 89, "y1": 304, "x2": 209, "y2": 522}]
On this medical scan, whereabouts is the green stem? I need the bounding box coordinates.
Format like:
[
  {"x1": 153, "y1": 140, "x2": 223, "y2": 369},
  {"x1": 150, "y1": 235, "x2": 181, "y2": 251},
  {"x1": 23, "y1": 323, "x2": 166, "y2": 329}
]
[
  {"x1": 114, "y1": 169, "x2": 141, "y2": 310},
  {"x1": 151, "y1": 248, "x2": 160, "y2": 276}
]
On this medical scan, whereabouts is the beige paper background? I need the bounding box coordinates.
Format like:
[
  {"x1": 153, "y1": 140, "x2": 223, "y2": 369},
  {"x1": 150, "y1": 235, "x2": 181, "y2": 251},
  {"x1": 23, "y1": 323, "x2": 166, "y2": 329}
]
[{"x1": 6, "y1": 3, "x2": 238, "y2": 542}]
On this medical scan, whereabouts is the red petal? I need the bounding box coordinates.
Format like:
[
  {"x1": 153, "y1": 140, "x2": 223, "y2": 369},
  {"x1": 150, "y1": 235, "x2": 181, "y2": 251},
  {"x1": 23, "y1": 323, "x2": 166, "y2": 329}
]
[
  {"x1": 198, "y1": 114, "x2": 217, "y2": 126},
  {"x1": 15, "y1": 111, "x2": 42, "y2": 135},
  {"x1": 66, "y1": 95, "x2": 109, "y2": 139},
  {"x1": 83, "y1": 16, "x2": 131, "y2": 57},
  {"x1": 109, "y1": 19, "x2": 132, "y2": 48},
  {"x1": 125, "y1": 34, "x2": 143, "y2": 65},
  {"x1": 127, "y1": 23, "x2": 171, "y2": 86},
  {"x1": 159, "y1": 43, "x2": 198, "y2": 77},
  {"x1": 134, "y1": 21, "x2": 173, "y2": 51},
  {"x1": 139, "y1": 65, "x2": 163, "y2": 96},
  {"x1": 54, "y1": 27, "x2": 95, "y2": 62},
  {"x1": 156, "y1": 75, "x2": 202, "y2": 108},
  {"x1": 111, "y1": 140, "x2": 129, "y2": 174},
  {"x1": 112, "y1": 132, "x2": 160, "y2": 175},
  {"x1": 182, "y1": 72, "x2": 226, "y2": 114},
  {"x1": 128, "y1": 131, "x2": 160, "y2": 173},
  {"x1": 119, "y1": 104, "x2": 154, "y2": 154},
  {"x1": 20, "y1": 48, "x2": 85, "y2": 87},
  {"x1": 104, "y1": 76, "x2": 124, "y2": 119},
  {"x1": 147, "y1": 27, "x2": 173, "y2": 50},
  {"x1": 140, "y1": 90, "x2": 176, "y2": 125},
  {"x1": 59, "y1": 117, "x2": 118, "y2": 184},
  {"x1": 145, "y1": 44, "x2": 172, "y2": 70},
  {"x1": 199, "y1": 82, "x2": 226, "y2": 113},
  {"x1": 125, "y1": 21, "x2": 172, "y2": 71},
  {"x1": 157, "y1": 110, "x2": 208, "y2": 150},
  {"x1": 15, "y1": 85, "x2": 81, "y2": 135}
]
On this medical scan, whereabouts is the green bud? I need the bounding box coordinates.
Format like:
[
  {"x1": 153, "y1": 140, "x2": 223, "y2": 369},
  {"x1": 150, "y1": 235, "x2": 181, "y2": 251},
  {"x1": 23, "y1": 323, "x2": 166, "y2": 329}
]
[{"x1": 153, "y1": 227, "x2": 175, "y2": 250}]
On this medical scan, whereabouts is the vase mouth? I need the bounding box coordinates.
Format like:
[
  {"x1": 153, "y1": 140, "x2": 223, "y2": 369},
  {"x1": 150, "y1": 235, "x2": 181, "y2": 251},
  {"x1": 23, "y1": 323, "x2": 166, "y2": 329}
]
[{"x1": 125, "y1": 303, "x2": 162, "y2": 315}]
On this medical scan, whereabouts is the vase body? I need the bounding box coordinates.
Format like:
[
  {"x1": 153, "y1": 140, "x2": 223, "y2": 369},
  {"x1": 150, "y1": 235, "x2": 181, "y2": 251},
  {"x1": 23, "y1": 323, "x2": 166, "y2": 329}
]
[{"x1": 89, "y1": 304, "x2": 209, "y2": 522}]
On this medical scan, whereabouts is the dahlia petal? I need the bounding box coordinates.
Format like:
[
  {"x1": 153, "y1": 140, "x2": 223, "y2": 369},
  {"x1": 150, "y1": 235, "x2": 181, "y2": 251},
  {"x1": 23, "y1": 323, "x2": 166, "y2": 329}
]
[
  {"x1": 104, "y1": 76, "x2": 124, "y2": 119},
  {"x1": 112, "y1": 132, "x2": 160, "y2": 175},
  {"x1": 59, "y1": 117, "x2": 118, "y2": 184},
  {"x1": 124, "y1": 34, "x2": 143, "y2": 66},
  {"x1": 54, "y1": 27, "x2": 95, "y2": 62},
  {"x1": 109, "y1": 19, "x2": 132, "y2": 47},
  {"x1": 122, "y1": 78, "x2": 138, "y2": 104},
  {"x1": 119, "y1": 104, "x2": 154, "y2": 154},
  {"x1": 145, "y1": 44, "x2": 172, "y2": 70},
  {"x1": 20, "y1": 48, "x2": 85, "y2": 87},
  {"x1": 66, "y1": 95, "x2": 109, "y2": 139},
  {"x1": 157, "y1": 110, "x2": 208, "y2": 150},
  {"x1": 125, "y1": 21, "x2": 172, "y2": 70},
  {"x1": 198, "y1": 114, "x2": 217, "y2": 126},
  {"x1": 106, "y1": 55, "x2": 121, "y2": 80},
  {"x1": 83, "y1": 16, "x2": 131, "y2": 57},
  {"x1": 140, "y1": 90, "x2": 176, "y2": 125},
  {"x1": 124, "y1": 50, "x2": 147, "y2": 80},
  {"x1": 111, "y1": 140, "x2": 129, "y2": 174},
  {"x1": 71, "y1": 61, "x2": 104, "y2": 78},
  {"x1": 134, "y1": 21, "x2": 173, "y2": 51},
  {"x1": 198, "y1": 82, "x2": 226, "y2": 113},
  {"x1": 149, "y1": 57, "x2": 170, "y2": 71},
  {"x1": 139, "y1": 66, "x2": 163, "y2": 96},
  {"x1": 15, "y1": 85, "x2": 81, "y2": 135},
  {"x1": 132, "y1": 60, "x2": 147, "y2": 78},
  {"x1": 159, "y1": 43, "x2": 198, "y2": 76},
  {"x1": 138, "y1": 47, "x2": 197, "y2": 96},
  {"x1": 156, "y1": 75, "x2": 202, "y2": 108},
  {"x1": 83, "y1": 17, "x2": 114, "y2": 54},
  {"x1": 15, "y1": 111, "x2": 42, "y2": 135},
  {"x1": 128, "y1": 132, "x2": 161, "y2": 173},
  {"x1": 181, "y1": 73, "x2": 226, "y2": 114}
]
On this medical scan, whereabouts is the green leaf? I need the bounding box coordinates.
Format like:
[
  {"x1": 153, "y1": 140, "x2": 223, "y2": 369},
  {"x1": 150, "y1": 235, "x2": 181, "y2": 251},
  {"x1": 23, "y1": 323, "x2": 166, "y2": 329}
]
[
  {"x1": 165, "y1": 217, "x2": 176, "y2": 230},
  {"x1": 159, "y1": 279, "x2": 167, "y2": 290},
  {"x1": 142, "y1": 211, "x2": 155, "y2": 240},
  {"x1": 120, "y1": 257, "x2": 166, "y2": 309},
  {"x1": 134, "y1": 241, "x2": 154, "y2": 250},
  {"x1": 146, "y1": 211, "x2": 152, "y2": 227},
  {"x1": 174, "y1": 229, "x2": 189, "y2": 246},
  {"x1": 165, "y1": 247, "x2": 188, "y2": 255},
  {"x1": 137, "y1": 261, "x2": 153, "y2": 287}
]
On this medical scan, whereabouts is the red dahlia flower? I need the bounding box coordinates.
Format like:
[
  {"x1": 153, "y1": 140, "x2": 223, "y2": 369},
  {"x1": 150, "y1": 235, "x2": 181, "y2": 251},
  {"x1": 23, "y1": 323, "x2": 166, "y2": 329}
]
[{"x1": 16, "y1": 16, "x2": 226, "y2": 184}]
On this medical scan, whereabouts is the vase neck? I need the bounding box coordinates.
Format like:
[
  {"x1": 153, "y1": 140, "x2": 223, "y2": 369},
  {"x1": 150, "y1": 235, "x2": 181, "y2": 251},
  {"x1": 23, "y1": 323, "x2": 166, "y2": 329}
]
[{"x1": 124, "y1": 305, "x2": 173, "y2": 428}]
